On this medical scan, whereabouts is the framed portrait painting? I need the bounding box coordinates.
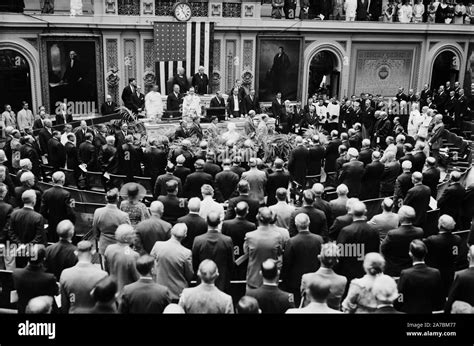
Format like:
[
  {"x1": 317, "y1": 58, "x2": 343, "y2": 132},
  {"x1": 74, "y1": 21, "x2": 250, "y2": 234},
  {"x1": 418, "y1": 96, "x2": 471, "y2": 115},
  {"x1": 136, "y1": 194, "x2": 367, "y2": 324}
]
[
  {"x1": 255, "y1": 35, "x2": 303, "y2": 102},
  {"x1": 40, "y1": 35, "x2": 104, "y2": 115}
]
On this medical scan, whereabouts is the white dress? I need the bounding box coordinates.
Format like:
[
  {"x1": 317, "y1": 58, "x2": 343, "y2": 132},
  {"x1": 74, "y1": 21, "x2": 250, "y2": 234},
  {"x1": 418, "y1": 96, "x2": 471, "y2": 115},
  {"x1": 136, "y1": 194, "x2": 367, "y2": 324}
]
[
  {"x1": 407, "y1": 110, "x2": 423, "y2": 137},
  {"x1": 70, "y1": 0, "x2": 83, "y2": 16},
  {"x1": 145, "y1": 91, "x2": 164, "y2": 118},
  {"x1": 182, "y1": 95, "x2": 201, "y2": 117},
  {"x1": 399, "y1": 4, "x2": 413, "y2": 22},
  {"x1": 344, "y1": 0, "x2": 358, "y2": 18}
]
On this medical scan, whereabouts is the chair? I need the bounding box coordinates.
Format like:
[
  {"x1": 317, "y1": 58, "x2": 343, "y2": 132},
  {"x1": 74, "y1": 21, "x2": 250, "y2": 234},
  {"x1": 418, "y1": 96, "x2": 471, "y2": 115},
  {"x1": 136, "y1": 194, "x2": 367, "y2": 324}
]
[
  {"x1": 37, "y1": 181, "x2": 54, "y2": 192},
  {"x1": 61, "y1": 168, "x2": 77, "y2": 188},
  {"x1": 40, "y1": 164, "x2": 54, "y2": 180},
  {"x1": 0, "y1": 270, "x2": 16, "y2": 311},
  {"x1": 108, "y1": 174, "x2": 127, "y2": 189},
  {"x1": 73, "y1": 202, "x2": 106, "y2": 237},
  {"x1": 133, "y1": 176, "x2": 153, "y2": 195},
  {"x1": 63, "y1": 186, "x2": 83, "y2": 204},
  {"x1": 79, "y1": 190, "x2": 106, "y2": 205},
  {"x1": 305, "y1": 174, "x2": 321, "y2": 188},
  {"x1": 86, "y1": 171, "x2": 105, "y2": 192}
]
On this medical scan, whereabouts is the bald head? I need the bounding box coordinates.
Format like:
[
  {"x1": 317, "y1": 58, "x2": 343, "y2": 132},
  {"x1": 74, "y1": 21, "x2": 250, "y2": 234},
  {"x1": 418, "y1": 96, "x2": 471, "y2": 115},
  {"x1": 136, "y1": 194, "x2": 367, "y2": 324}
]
[
  {"x1": 401, "y1": 160, "x2": 412, "y2": 171},
  {"x1": 438, "y1": 214, "x2": 456, "y2": 232},
  {"x1": 235, "y1": 201, "x2": 249, "y2": 218},
  {"x1": 295, "y1": 213, "x2": 310, "y2": 231},
  {"x1": 312, "y1": 183, "x2": 324, "y2": 197},
  {"x1": 336, "y1": 184, "x2": 348, "y2": 196},
  {"x1": 381, "y1": 198, "x2": 394, "y2": 212},
  {"x1": 149, "y1": 201, "x2": 164, "y2": 216},
  {"x1": 257, "y1": 207, "x2": 273, "y2": 225},
  {"x1": 52, "y1": 171, "x2": 65, "y2": 185},
  {"x1": 171, "y1": 223, "x2": 188, "y2": 240},
  {"x1": 26, "y1": 296, "x2": 53, "y2": 314},
  {"x1": 22, "y1": 189, "x2": 37, "y2": 206},
  {"x1": 207, "y1": 211, "x2": 221, "y2": 228},
  {"x1": 398, "y1": 205, "x2": 416, "y2": 224},
  {"x1": 372, "y1": 151, "x2": 381, "y2": 161},
  {"x1": 187, "y1": 197, "x2": 201, "y2": 212},
  {"x1": 352, "y1": 201, "x2": 367, "y2": 218},
  {"x1": 198, "y1": 259, "x2": 219, "y2": 284},
  {"x1": 56, "y1": 220, "x2": 74, "y2": 240},
  {"x1": 412, "y1": 171, "x2": 423, "y2": 184}
]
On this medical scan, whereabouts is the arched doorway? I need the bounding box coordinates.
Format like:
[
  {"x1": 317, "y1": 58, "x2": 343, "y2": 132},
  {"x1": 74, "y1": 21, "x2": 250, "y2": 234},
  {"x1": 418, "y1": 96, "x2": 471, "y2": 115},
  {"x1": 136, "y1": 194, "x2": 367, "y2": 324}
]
[
  {"x1": 308, "y1": 50, "x2": 340, "y2": 98},
  {"x1": 0, "y1": 49, "x2": 32, "y2": 113},
  {"x1": 431, "y1": 50, "x2": 460, "y2": 90}
]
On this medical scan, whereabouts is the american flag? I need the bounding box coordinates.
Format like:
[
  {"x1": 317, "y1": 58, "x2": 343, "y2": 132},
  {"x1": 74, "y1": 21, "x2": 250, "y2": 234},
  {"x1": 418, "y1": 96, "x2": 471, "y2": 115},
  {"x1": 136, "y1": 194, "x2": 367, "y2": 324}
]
[{"x1": 154, "y1": 21, "x2": 214, "y2": 95}]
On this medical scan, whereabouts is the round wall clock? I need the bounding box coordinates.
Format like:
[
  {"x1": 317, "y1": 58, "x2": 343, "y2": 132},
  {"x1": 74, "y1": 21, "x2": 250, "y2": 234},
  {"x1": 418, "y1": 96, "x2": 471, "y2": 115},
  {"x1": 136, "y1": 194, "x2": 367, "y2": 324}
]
[{"x1": 173, "y1": 2, "x2": 192, "y2": 21}]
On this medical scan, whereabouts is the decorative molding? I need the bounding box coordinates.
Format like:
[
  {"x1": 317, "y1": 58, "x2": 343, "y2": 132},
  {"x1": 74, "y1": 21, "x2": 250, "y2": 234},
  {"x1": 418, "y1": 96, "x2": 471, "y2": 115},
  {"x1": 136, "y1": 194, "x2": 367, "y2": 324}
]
[
  {"x1": 118, "y1": 0, "x2": 140, "y2": 15},
  {"x1": 142, "y1": 0, "x2": 154, "y2": 14},
  {"x1": 242, "y1": 39, "x2": 253, "y2": 71},
  {"x1": 143, "y1": 39, "x2": 154, "y2": 71},
  {"x1": 190, "y1": 1, "x2": 208, "y2": 16},
  {"x1": 212, "y1": 39, "x2": 221, "y2": 92},
  {"x1": 124, "y1": 39, "x2": 137, "y2": 88},
  {"x1": 336, "y1": 41, "x2": 347, "y2": 51},
  {"x1": 225, "y1": 40, "x2": 237, "y2": 92},
  {"x1": 429, "y1": 41, "x2": 439, "y2": 50},
  {"x1": 223, "y1": 2, "x2": 241, "y2": 17},
  {"x1": 156, "y1": 1, "x2": 208, "y2": 16},
  {"x1": 22, "y1": 38, "x2": 38, "y2": 51},
  {"x1": 106, "y1": 38, "x2": 119, "y2": 103},
  {"x1": 105, "y1": 0, "x2": 117, "y2": 14},
  {"x1": 210, "y1": 3, "x2": 222, "y2": 17},
  {"x1": 242, "y1": 3, "x2": 255, "y2": 18}
]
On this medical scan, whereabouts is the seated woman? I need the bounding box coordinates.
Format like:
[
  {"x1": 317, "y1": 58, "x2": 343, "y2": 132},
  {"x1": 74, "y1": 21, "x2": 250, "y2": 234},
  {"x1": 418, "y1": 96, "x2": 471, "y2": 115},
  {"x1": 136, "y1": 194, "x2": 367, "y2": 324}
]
[{"x1": 342, "y1": 253, "x2": 386, "y2": 313}]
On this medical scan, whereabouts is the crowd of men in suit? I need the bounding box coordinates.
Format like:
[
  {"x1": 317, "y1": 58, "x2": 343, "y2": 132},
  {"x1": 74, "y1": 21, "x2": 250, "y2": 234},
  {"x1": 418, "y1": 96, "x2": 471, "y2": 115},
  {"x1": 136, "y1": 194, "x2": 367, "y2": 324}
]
[{"x1": 0, "y1": 78, "x2": 473, "y2": 314}]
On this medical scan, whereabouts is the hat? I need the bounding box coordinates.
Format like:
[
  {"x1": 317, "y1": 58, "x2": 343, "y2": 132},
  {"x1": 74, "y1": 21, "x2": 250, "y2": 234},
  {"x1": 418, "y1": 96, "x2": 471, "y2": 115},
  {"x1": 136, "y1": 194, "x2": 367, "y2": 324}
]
[
  {"x1": 77, "y1": 240, "x2": 93, "y2": 252},
  {"x1": 120, "y1": 182, "x2": 146, "y2": 201}
]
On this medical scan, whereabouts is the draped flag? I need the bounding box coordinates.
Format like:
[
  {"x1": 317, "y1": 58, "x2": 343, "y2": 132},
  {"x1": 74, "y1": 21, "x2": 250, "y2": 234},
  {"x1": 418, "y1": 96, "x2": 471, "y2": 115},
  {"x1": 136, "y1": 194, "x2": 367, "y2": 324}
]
[{"x1": 154, "y1": 21, "x2": 214, "y2": 94}]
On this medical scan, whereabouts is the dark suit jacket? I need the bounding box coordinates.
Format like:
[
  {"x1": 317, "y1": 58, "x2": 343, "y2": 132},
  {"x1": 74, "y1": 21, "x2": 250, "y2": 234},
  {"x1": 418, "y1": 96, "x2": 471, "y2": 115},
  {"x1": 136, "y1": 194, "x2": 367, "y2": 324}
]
[
  {"x1": 336, "y1": 220, "x2": 380, "y2": 281},
  {"x1": 266, "y1": 170, "x2": 290, "y2": 206},
  {"x1": 288, "y1": 145, "x2": 309, "y2": 186},
  {"x1": 192, "y1": 230, "x2": 234, "y2": 293},
  {"x1": 225, "y1": 194, "x2": 260, "y2": 224},
  {"x1": 360, "y1": 161, "x2": 384, "y2": 200},
  {"x1": 33, "y1": 118, "x2": 44, "y2": 130},
  {"x1": 157, "y1": 194, "x2": 188, "y2": 225},
  {"x1": 373, "y1": 305, "x2": 403, "y2": 314},
  {"x1": 121, "y1": 85, "x2": 136, "y2": 110},
  {"x1": 172, "y1": 74, "x2": 190, "y2": 94},
  {"x1": 78, "y1": 141, "x2": 98, "y2": 171},
  {"x1": 271, "y1": 98, "x2": 284, "y2": 120},
  {"x1": 227, "y1": 95, "x2": 244, "y2": 116},
  {"x1": 13, "y1": 264, "x2": 59, "y2": 313},
  {"x1": 209, "y1": 96, "x2": 225, "y2": 108},
  {"x1": 424, "y1": 232, "x2": 464, "y2": 297},
  {"x1": 120, "y1": 278, "x2": 171, "y2": 313},
  {"x1": 422, "y1": 167, "x2": 440, "y2": 198},
  {"x1": 20, "y1": 143, "x2": 41, "y2": 177},
  {"x1": 131, "y1": 92, "x2": 145, "y2": 112},
  {"x1": 143, "y1": 147, "x2": 168, "y2": 183},
  {"x1": 445, "y1": 267, "x2": 474, "y2": 313},
  {"x1": 381, "y1": 225, "x2": 424, "y2": 276},
  {"x1": 38, "y1": 128, "x2": 53, "y2": 155},
  {"x1": 0, "y1": 200, "x2": 13, "y2": 243},
  {"x1": 203, "y1": 162, "x2": 221, "y2": 178},
  {"x1": 398, "y1": 263, "x2": 444, "y2": 314},
  {"x1": 8, "y1": 207, "x2": 46, "y2": 245},
  {"x1": 246, "y1": 284, "x2": 295, "y2": 314},
  {"x1": 404, "y1": 184, "x2": 431, "y2": 227},
  {"x1": 44, "y1": 239, "x2": 78, "y2": 280},
  {"x1": 324, "y1": 139, "x2": 342, "y2": 173},
  {"x1": 280, "y1": 231, "x2": 323, "y2": 302},
  {"x1": 166, "y1": 92, "x2": 182, "y2": 112},
  {"x1": 177, "y1": 213, "x2": 208, "y2": 250},
  {"x1": 243, "y1": 94, "x2": 261, "y2": 114},
  {"x1": 55, "y1": 112, "x2": 73, "y2": 126},
  {"x1": 191, "y1": 73, "x2": 209, "y2": 95},
  {"x1": 75, "y1": 129, "x2": 94, "y2": 147},
  {"x1": 329, "y1": 213, "x2": 353, "y2": 241},
  {"x1": 412, "y1": 151, "x2": 426, "y2": 173},
  {"x1": 214, "y1": 170, "x2": 240, "y2": 203},
  {"x1": 101, "y1": 101, "x2": 117, "y2": 115},
  {"x1": 65, "y1": 142, "x2": 79, "y2": 171},
  {"x1": 307, "y1": 145, "x2": 325, "y2": 176},
  {"x1": 339, "y1": 160, "x2": 365, "y2": 198},
  {"x1": 221, "y1": 217, "x2": 256, "y2": 280},
  {"x1": 438, "y1": 182, "x2": 465, "y2": 222},
  {"x1": 40, "y1": 186, "x2": 76, "y2": 239},
  {"x1": 183, "y1": 171, "x2": 213, "y2": 199},
  {"x1": 118, "y1": 143, "x2": 143, "y2": 178},
  {"x1": 358, "y1": 148, "x2": 373, "y2": 166},
  {"x1": 47, "y1": 137, "x2": 66, "y2": 170},
  {"x1": 380, "y1": 161, "x2": 401, "y2": 194},
  {"x1": 394, "y1": 172, "x2": 413, "y2": 201},
  {"x1": 289, "y1": 206, "x2": 327, "y2": 237}
]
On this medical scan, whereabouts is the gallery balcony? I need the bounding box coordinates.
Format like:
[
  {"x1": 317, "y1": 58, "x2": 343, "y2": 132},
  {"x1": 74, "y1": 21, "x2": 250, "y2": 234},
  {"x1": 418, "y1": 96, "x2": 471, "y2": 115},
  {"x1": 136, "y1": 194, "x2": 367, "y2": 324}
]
[{"x1": 0, "y1": 0, "x2": 467, "y2": 35}]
